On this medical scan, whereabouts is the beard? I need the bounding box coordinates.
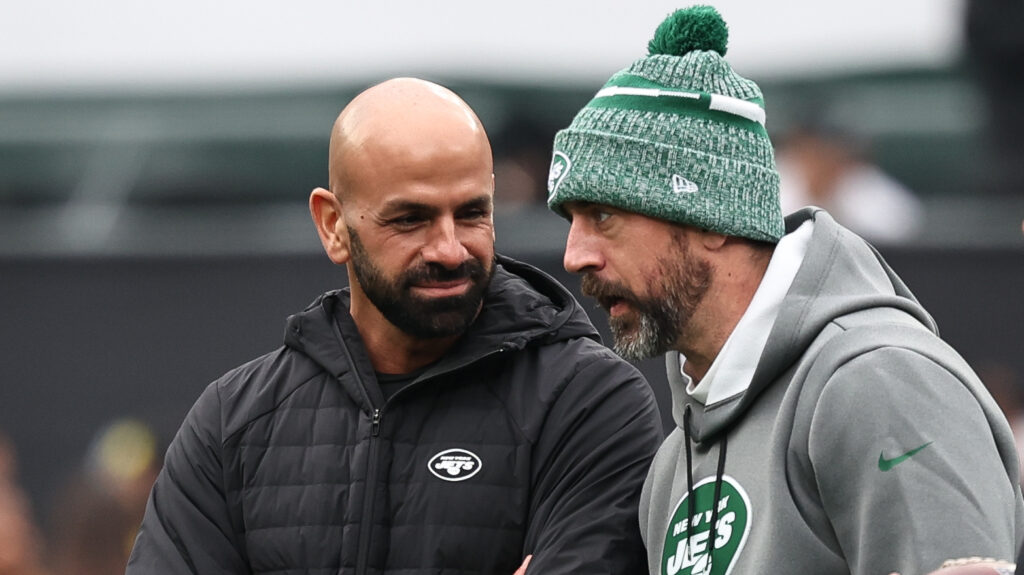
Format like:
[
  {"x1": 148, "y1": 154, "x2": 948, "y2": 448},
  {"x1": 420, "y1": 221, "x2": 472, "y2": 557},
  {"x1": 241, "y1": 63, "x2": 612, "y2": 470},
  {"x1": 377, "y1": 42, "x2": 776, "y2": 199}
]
[
  {"x1": 581, "y1": 235, "x2": 712, "y2": 361},
  {"x1": 348, "y1": 228, "x2": 495, "y2": 339}
]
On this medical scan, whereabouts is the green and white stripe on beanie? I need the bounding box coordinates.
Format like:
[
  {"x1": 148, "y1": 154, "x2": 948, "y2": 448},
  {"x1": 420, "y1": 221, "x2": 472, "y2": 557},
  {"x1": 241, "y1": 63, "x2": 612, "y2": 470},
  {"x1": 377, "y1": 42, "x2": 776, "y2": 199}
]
[{"x1": 547, "y1": 5, "x2": 784, "y2": 243}]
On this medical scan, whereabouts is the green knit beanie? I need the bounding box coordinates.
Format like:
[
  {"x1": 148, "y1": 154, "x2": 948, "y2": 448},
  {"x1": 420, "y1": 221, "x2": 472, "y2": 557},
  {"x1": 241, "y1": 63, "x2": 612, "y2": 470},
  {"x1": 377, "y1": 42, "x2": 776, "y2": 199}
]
[{"x1": 547, "y1": 5, "x2": 784, "y2": 243}]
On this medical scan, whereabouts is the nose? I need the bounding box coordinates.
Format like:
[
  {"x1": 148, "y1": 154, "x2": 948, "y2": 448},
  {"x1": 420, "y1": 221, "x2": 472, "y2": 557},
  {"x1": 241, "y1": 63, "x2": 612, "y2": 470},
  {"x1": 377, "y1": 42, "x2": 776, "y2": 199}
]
[
  {"x1": 422, "y1": 217, "x2": 470, "y2": 269},
  {"x1": 563, "y1": 219, "x2": 603, "y2": 274}
]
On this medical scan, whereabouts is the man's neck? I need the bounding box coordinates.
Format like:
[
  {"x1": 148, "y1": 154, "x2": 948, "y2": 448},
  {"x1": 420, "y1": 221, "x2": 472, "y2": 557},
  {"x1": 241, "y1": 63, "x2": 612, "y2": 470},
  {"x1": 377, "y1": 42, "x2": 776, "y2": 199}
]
[
  {"x1": 677, "y1": 245, "x2": 772, "y2": 382},
  {"x1": 345, "y1": 294, "x2": 460, "y2": 374},
  {"x1": 356, "y1": 317, "x2": 459, "y2": 374}
]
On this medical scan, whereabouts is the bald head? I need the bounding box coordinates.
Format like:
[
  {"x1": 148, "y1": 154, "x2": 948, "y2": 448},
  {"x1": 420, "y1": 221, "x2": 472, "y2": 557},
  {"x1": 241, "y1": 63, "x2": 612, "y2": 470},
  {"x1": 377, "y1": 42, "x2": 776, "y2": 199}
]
[
  {"x1": 328, "y1": 78, "x2": 493, "y2": 198},
  {"x1": 308, "y1": 78, "x2": 497, "y2": 367}
]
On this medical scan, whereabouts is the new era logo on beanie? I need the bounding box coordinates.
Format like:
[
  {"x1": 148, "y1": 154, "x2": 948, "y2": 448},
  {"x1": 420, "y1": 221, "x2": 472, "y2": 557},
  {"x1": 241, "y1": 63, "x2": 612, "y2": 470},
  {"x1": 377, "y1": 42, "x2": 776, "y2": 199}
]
[
  {"x1": 547, "y1": 5, "x2": 784, "y2": 243},
  {"x1": 672, "y1": 174, "x2": 699, "y2": 194}
]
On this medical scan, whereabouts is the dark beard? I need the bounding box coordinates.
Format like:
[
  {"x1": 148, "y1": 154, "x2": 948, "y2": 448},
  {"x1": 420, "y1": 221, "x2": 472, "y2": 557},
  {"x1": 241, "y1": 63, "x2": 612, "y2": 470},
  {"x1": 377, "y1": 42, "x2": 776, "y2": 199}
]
[
  {"x1": 348, "y1": 227, "x2": 494, "y2": 339},
  {"x1": 581, "y1": 237, "x2": 711, "y2": 361}
]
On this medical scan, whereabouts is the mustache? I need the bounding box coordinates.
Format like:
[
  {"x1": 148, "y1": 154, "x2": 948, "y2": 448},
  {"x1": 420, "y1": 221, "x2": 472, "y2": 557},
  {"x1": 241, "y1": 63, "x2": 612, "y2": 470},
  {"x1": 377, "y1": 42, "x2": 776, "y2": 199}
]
[
  {"x1": 580, "y1": 274, "x2": 634, "y2": 303},
  {"x1": 404, "y1": 259, "x2": 487, "y2": 285}
]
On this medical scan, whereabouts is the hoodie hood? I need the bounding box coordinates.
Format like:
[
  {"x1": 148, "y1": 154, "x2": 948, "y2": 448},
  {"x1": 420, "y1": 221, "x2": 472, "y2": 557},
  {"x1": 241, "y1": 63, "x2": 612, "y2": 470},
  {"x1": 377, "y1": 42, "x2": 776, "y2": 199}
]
[
  {"x1": 282, "y1": 254, "x2": 600, "y2": 384},
  {"x1": 673, "y1": 207, "x2": 938, "y2": 442}
]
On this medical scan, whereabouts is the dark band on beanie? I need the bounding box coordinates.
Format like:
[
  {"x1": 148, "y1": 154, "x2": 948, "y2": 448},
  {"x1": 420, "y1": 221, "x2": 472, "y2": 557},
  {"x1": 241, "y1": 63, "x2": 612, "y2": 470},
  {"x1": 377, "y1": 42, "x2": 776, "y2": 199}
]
[{"x1": 547, "y1": 5, "x2": 784, "y2": 243}]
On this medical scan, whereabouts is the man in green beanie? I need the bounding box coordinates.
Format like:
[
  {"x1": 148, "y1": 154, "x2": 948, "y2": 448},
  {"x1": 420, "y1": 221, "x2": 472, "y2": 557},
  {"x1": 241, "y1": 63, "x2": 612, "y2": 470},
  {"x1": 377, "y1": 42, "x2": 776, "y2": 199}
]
[{"x1": 548, "y1": 5, "x2": 1024, "y2": 575}]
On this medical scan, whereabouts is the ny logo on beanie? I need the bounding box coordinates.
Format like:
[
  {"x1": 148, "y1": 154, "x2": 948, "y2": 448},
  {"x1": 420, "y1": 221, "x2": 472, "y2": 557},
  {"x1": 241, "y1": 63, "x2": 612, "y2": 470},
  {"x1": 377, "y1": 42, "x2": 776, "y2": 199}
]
[{"x1": 547, "y1": 151, "x2": 572, "y2": 199}]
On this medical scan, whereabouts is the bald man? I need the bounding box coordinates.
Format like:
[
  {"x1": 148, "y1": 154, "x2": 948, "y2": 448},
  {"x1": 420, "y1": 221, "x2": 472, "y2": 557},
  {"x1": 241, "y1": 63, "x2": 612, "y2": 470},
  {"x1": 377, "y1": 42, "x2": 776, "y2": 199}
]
[{"x1": 126, "y1": 78, "x2": 662, "y2": 575}]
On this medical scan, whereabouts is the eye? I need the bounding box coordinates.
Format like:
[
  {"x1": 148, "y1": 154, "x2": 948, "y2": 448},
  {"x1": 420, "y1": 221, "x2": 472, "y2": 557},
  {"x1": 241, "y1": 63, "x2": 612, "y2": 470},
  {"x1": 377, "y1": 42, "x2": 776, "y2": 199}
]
[
  {"x1": 388, "y1": 213, "x2": 428, "y2": 228},
  {"x1": 459, "y1": 207, "x2": 490, "y2": 221},
  {"x1": 456, "y1": 198, "x2": 493, "y2": 222},
  {"x1": 594, "y1": 210, "x2": 612, "y2": 224}
]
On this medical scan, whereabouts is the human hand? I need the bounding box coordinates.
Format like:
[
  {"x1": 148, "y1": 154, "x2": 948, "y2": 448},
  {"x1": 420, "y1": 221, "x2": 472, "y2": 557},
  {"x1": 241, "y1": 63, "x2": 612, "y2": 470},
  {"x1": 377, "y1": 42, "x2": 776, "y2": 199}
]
[
  {"x1": 889, "y1": 558, "x2": 1016, "y2": 575},
  {"x1": 513, "y1": 555, "x2": 532, "y2": 575}
]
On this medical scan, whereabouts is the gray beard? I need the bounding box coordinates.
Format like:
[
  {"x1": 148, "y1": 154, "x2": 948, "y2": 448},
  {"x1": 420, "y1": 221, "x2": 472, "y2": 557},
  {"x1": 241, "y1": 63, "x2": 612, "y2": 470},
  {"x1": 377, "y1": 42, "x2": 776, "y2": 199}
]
[
  {"x1": 597, "y1": 237, "x2": 712, "y2": 362},
  {"x1": 610, "y1": 302, "x2": 679, "y2": 361}
]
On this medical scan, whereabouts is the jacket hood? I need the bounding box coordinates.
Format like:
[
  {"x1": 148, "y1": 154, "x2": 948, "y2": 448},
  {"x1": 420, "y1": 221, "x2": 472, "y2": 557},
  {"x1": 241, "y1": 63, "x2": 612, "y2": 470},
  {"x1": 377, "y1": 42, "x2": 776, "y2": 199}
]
[
  {"x1": 282, "y1": 254, "x2": 600, "y2": 381},
  {"x1": 675, "y1": 207, "x2": 938, "y2": 441}
]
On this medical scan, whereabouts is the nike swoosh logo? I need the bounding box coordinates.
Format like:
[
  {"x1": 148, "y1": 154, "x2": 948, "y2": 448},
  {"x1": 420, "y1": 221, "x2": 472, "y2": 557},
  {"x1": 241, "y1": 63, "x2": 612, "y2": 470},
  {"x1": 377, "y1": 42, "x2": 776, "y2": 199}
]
[{"x1": 878, "y1": 441, "x2": 933, "y2": 471}]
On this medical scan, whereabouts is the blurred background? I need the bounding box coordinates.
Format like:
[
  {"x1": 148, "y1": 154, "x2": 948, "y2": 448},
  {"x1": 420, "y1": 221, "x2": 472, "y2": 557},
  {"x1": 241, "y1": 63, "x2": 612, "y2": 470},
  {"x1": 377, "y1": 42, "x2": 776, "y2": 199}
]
[{"x1": 1, "y1": 0, "x2": 1023, "y2": 572}]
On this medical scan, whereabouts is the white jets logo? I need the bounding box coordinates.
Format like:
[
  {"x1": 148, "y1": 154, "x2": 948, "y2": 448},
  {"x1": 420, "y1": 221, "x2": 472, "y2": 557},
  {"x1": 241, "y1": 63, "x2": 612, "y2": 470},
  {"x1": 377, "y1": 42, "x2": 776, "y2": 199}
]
[
  {"x1": 661, "y1": 475, "x2": 751, "y2": 575},
  {"x1": 672, "y1": 174, "x2": 699, "y2": 194},
  {"x1": 428, "y1": 449, "x2": 482, "y2": 482}
]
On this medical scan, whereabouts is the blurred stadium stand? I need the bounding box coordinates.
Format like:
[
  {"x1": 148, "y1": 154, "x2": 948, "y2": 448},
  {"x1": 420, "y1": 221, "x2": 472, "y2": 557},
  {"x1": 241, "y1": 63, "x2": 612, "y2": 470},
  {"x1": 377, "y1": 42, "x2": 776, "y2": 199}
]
[{"x1": 2, "y1": 66, "x2": 1023, "y2": 256}]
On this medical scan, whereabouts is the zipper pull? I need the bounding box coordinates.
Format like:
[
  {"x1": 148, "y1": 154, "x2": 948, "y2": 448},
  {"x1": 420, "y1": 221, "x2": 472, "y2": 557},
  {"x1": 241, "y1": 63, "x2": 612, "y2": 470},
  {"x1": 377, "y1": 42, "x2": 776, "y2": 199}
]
[{"x1": 371, "y1": 408, "x2": 381, "y2": 437}]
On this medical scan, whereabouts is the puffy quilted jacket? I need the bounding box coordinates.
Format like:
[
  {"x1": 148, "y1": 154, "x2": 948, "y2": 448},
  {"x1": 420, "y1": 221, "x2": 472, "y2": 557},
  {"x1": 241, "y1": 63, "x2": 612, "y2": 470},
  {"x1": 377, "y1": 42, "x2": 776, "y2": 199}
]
[{"x1": 127, "y1": 255, "x2": 663, "y2": 574}]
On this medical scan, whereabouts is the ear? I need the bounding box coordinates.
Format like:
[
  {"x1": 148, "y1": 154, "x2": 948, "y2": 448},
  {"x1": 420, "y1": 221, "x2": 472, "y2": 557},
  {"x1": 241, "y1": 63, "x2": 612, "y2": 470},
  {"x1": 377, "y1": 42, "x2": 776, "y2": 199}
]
[
  {"x1": 697, "y1": 229, "x2": 729, "y2": 251},
  {"x1": 309, "y1": 187, "x2": 350, "y2": 264},
  {"x1": 490, "y1": 174, "x2": 497, "y2": 243}
]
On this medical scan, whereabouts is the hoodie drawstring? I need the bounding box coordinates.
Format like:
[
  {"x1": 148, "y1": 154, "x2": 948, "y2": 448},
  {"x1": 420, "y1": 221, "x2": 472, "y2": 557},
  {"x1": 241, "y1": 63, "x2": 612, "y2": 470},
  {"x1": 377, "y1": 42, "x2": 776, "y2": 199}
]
[
  {"x1": 707, "y1": 434, "x2": 728, "y2": 565},
  {"x1": 683, "y1": 405, "x2": 696, "y2": 547},
  {"x1": 683, "y1": 403, "x2": 729, "y2": 571}
]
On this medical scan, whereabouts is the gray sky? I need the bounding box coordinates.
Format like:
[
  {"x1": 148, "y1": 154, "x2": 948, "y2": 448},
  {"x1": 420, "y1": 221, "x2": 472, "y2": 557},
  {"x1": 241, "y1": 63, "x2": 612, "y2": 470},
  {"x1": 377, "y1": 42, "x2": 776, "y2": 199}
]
[{"x1": 2, "y1": 0, "x2": 964, "y2": 92}]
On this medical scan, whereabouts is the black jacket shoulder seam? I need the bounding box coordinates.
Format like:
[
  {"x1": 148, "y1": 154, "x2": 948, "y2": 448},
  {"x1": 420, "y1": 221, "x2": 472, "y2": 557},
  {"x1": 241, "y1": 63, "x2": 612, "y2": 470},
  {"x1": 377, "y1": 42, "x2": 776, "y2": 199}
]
[{"x1": 219, "y1": 363, "x2": 326, "y2": 446}]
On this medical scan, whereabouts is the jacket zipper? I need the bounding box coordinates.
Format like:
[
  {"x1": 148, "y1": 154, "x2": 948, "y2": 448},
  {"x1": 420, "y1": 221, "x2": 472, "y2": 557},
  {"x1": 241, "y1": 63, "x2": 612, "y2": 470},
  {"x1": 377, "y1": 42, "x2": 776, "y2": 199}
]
[
  {"x1": 355, "y1": 407, "x2": 382, "y2": 575},
  {"x1": 329, "y1": 312, "x2": 385, "y2": 575}
]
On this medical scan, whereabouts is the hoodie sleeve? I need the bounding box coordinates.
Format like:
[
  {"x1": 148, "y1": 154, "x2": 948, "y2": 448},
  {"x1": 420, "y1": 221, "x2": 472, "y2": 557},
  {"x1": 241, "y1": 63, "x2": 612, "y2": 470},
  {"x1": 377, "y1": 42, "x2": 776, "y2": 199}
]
[
  {"x1": 523, "y1": 346, "x2": 664, "y2": 575},
  {"x1": 807, "y1": 344, "x2": 1022, "y2": 575},
  {"x1": 126, "y1": 382, "x2": 250, "y2": 574}
]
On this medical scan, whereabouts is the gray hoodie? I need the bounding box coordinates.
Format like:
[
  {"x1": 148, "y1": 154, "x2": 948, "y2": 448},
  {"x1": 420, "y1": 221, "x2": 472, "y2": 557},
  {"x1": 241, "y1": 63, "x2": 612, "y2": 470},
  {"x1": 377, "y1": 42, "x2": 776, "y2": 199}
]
[{"x1": 639, "y1": 208, "x2": 1024, "y2": 575}]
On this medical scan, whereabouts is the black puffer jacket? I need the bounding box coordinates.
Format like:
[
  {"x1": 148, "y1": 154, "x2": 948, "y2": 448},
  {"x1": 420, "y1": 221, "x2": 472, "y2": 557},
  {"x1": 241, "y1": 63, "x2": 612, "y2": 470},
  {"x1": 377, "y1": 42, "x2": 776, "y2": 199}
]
[{"x1": 127, "y1": 256, "x2": 663, "y2": 575}]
